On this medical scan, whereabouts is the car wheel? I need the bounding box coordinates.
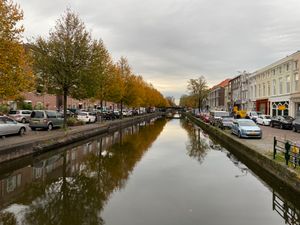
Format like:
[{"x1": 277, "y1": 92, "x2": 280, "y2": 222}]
[
  {"x1": 21, "y1": 118, "x2": 26, "y2": 123},
  {"x1": 238, "y1": 131, "x2": 242, "y2": 138},
  {"x1": 280, "y1": 124, "x2": 284, "y2": 129},
  {"x1": 48, "y1": 123, "x2": 53, "y2": 131},
  {"x1": 293, "y1": 126, "x2": 297, "y2": 132},
  {"x1": 31, "y1": 127, "x2": 36, "y2": 131},
  {"x1": 271, "y1": 122, "x2": 274, "y2": 127},
  {"x1": 19, "y1": 127, "x2": 26, "y2": 136}
]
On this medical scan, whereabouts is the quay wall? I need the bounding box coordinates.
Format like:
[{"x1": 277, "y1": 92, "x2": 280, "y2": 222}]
[
  {"x1": 0, "y1": 113, "x2": 163, "y2": 163},
  {"x1": 185, "y1": 113, "x2": 300, "y2": 195}
]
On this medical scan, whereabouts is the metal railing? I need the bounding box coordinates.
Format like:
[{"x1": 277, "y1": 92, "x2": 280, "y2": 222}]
[
  {"x1": 272, "y1": 191, "x2": 300, "y2": 225},
  {"x1": 273, "y1": 137, "x2": 300, "y2": 168}
]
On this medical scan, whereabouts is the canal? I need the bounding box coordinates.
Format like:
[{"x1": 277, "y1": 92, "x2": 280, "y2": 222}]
[{"x1": 0, "y1": 118, "x2": 299, "y2": 225}]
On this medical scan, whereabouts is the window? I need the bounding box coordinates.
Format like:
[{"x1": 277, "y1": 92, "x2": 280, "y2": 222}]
[
  {"x1": 250, "y1": 86, "x2": 253, "y2": 98},
  {"x1": 263, "y1": 83, "x2": 266, "y2": 96},
  {"x1": 273, "y1": 79, "x2": 276, "y2": 95},
  {"x1": 295, "y1": 74, "x2": 299, "y2": 91},
  {"x1": 267, "y1": 81, "x2": 271, "y2": 96},
  {"x1": 279, "y1": 66, "x2": 282, "y2": 73},
  {"x1": 287, "y1": 63, "x2": 289, "y2": 71},
  {"x1": 279, "y1": 77, "x2": 283, "y2": 94},
  {"x1": 286, "y1": 75, "x2": 290, "y2": 93},
  {"x1": 254, "y1": 85, "x2": 257, "y2": 97},
  {"x1": 258, "y1": 84, "x2": 261, "y2": 97},
  {"x1": 295, "y1": 61, "x2": 298, "y2": 69}
]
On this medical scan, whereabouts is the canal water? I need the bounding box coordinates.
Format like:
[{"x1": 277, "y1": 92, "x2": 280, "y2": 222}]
[{"x1": 0, "y1": 118, "x2": 299, "y2": 225}]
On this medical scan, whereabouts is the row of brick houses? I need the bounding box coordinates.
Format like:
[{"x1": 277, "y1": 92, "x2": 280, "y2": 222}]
[
  {"x1": 207, "y1": 50, "x2": 300, "y2": 118},
  {"x1": 7, "y1": 92, "x2": 118, "y2": 111}
]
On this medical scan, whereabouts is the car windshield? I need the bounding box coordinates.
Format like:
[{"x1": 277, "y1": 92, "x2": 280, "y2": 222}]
[
  {"x1": 250, "y1": 112, "x2": 258, "y2": 116},
  {"x1": 9, "y1": 110, "x2": 19, "y2": 114},
  {"x1": 238, "y1": 120, "x2": 256, "y2": 126},
  {"x1": 79, "y1": 113, "x2": 87, "y2": 116},
  {"x1": 264, "y1": 115, "x2": 271, "y2": 119},
  {"x1": 215, "y1": 112, "x2": 229, "y2": 117}
]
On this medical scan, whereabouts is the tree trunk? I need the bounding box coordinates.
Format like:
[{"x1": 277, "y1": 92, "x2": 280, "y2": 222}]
[
  {"x1": 63, "y1": 89, "x2": 68, "y2": 129},
  {"x1": 198, "y1": 97, "x2": 201, "y2": 113},
  {"x1": 120, "y1": 100, "x2": 123, "y2": 119}
]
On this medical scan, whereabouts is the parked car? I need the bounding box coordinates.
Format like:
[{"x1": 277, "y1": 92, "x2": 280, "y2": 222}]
[
  {"x1": 0, "y1": 116, "x2": 26, "y2": 136},
  {"x1": 216, "y1": 116, "x2": 234, "y2": 129},
  {"x1": 29, "y1": 110, "x2": 64, "y2": 131},
  {"x1": 270, "y1": 116, "x2": 294, "y2": 129},
  {"x1": 203, "y1": 114, "x2": 210, "y2": 123},
  {"x1": 256, "y1": 115, "x2": 272, "y2": 126},
  {"x1": 8, "y1": 110, "x2": 32, "y2": 123},
  {"x1": 102, "y1": 111, "x2": 117, "y2": 120},
  {"x1": 231, "y1": 119, "x2": 262, "y2": 139},
  {"x1": 246, "y1": 111, "x2": 259, "y2": 122},
  {"x1": 209, "y1": 111, "x2": 230, "y2": 126},
  {"x1": 77, "y1": 112, "x2": 96, "y2": 123},
  {"x1": 292, "y1": 118, "x2": 300, "y2": 132}
]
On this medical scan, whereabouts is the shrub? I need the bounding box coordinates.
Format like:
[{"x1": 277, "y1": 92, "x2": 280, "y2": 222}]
[
  {"x1": 0, "y1": 104, "x2": 9, "y2": 115},
  {"x1": 67, "y1": 117, "x2": 85, "y2": 126}
]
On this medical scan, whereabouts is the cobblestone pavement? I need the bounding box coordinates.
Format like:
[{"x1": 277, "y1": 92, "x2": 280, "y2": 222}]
[{"x1": 225, "y1": 125, "x2": 300, "y2": 154}]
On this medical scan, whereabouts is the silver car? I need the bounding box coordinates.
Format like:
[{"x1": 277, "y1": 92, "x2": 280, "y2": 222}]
[
  {"x1": 0, "y1": 116, "x2": 26, "y2": 136},
  {"x1": 8, "y1": 110, "x2": 32, "y2": 123},
  {"x1": 29, "y1": 110, "x2": 63, "y2": 131},
  {"x1": 231, "y1": 119, "x2": 262, "y2": 139}
]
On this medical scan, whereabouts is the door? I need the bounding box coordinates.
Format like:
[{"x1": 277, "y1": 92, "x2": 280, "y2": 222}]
[{"x1": 4, "y1": 117, "x2": 18, "y2": 134}]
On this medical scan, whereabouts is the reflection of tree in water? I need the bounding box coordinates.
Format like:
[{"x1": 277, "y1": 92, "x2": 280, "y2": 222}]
[
  {"x1": 3, "y1": 119, "x2": 167, "y2": 225},
  {"x1": 181, "y1": 120, "x2": 210, "y2": 163}
]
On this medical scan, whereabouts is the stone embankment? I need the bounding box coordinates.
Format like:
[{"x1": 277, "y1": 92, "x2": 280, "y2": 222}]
[
  {"x1": 185, "y1": 113, "x2": 300, "y2": 194},
  {"x1": 0, "y1": 113, "x2": 163, "y2": 163}
]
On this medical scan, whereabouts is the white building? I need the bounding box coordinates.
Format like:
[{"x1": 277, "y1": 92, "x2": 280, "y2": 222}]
[{"x1": 249, "y1": 51, "x2": 300, "y2": 117}]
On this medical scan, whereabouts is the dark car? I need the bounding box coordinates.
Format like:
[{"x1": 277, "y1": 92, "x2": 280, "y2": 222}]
[
  {"x1": 292, "y1": 118, "x2": 300, "y2": 132},
  {"x1": 270, "y1": 116, "x2": 294, "y2": 129},
  {"x1": 216, "y1": 116, "x2": 234, "y2": 129}
]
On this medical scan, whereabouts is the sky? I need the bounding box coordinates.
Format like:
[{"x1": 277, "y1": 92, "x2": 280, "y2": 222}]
[{"x1": 15, "y1": 0, "x2": 300, "y2": 100}]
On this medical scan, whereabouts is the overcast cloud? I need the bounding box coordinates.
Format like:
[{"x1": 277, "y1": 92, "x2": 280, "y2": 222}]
[{"x1": 16, "y1": 0, "x2": 300, "y2": 99}]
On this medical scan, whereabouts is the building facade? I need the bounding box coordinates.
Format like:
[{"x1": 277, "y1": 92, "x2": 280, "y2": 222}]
[
  {"x1": 229, "y1": 72, "x2": 250, "y2": 112},
  {"x1": 249, "y1": 51, "x2": 300, "y2": 117},
  {"x1": 207, "y1": 79, "x2": 230, "y2": 111}
]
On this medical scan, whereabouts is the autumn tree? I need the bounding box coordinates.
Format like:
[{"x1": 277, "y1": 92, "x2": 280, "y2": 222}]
[
  {"x1": 179, "y1": 94, "x2": 195, "y2": 108},
  {"x1": 0, "y1": 0, "x2": 34, "y2": 100},
  {"x1": 32, "y1": 10, "x2": 94, "y2": 127},
  {"x1": 187, "y1": 76, "x2": 209, "y2": 112},
  {"x1": 83, "y1": 39, "x2": 113, "y2": 111}
]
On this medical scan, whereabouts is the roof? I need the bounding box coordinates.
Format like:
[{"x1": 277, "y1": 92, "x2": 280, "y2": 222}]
[{"x1": 210, "y1": 78, "x2": 231, "y2": 90}]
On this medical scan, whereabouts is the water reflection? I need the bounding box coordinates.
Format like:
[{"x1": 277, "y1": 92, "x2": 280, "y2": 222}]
[
  {"x1": 273, "y1": 191, "x2": 300, "y2": 225},
  {"x1": 182, "y1": 119, "x2": 300, "y2": 225},
  {"x1": 181, "y1": 120, "x2": 209, "y2": 163},
  {"x1": 0, "y1": 119, "x2": 166, "y2": 225}
]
